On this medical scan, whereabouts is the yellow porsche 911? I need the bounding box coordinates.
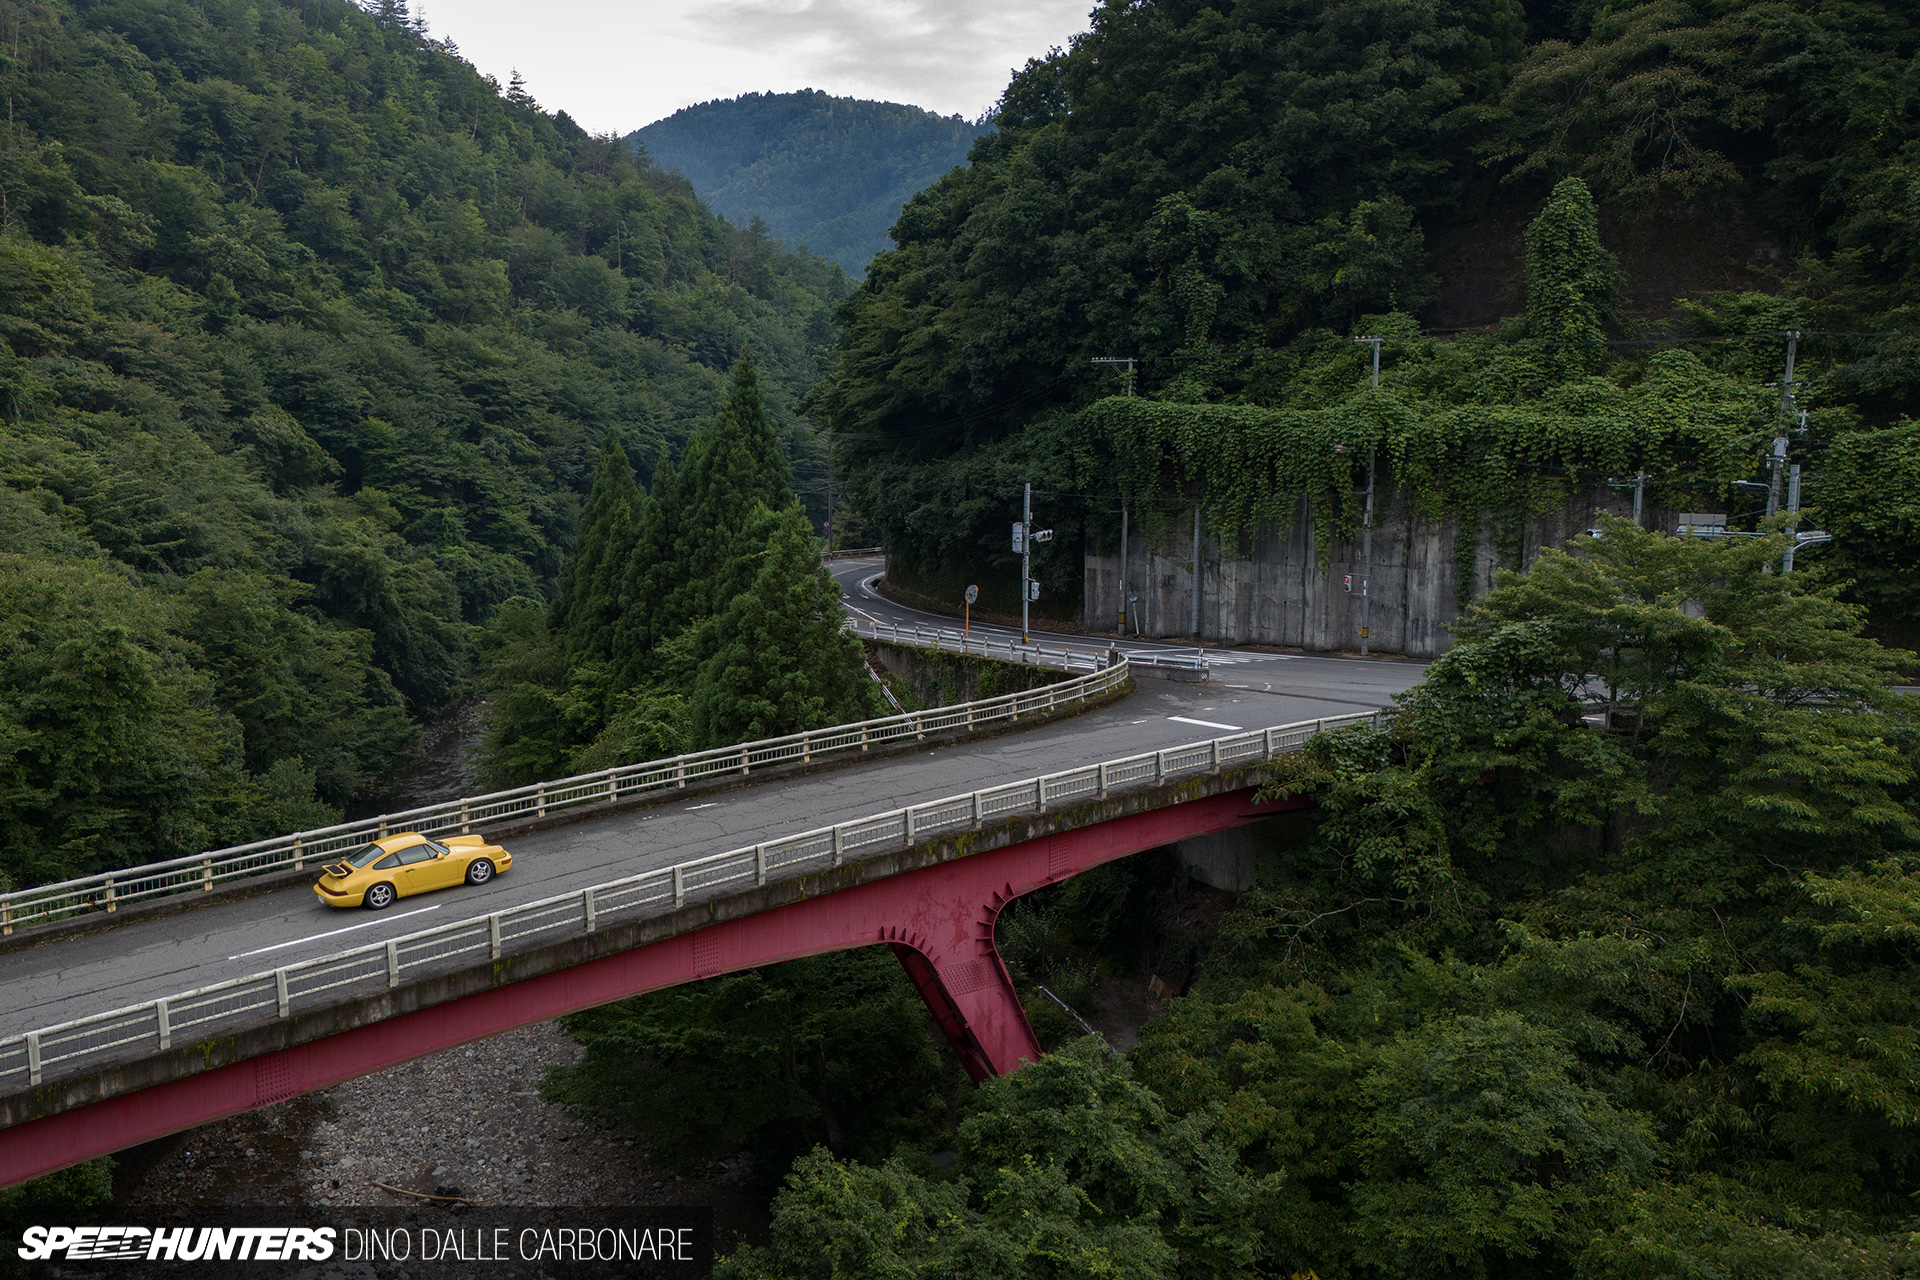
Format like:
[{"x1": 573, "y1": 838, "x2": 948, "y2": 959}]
[{"x1": 312, "y1": 832, "x2": 512, "y2": 910}]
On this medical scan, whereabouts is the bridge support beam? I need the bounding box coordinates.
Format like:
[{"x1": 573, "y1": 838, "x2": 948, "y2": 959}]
[{"x1": 0, "y1": 787, "x2": 1307, "y2": 1188}]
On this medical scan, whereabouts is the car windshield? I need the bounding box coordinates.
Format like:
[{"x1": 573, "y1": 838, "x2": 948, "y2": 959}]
[{"x1": 342, "y1": 844, "x2": 389, "y2": 868}]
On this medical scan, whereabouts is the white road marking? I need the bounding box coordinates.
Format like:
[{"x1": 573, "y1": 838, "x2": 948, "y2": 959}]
[
  {"x1": 686, "y1": 802, "x2": 719, "y2": 811},
  {"x1": 1168, "y1": 715, "x2": 1244, "y2": 731},
  {"x1": 229, "y1": 905, "x2": 442, "y2": 960}
]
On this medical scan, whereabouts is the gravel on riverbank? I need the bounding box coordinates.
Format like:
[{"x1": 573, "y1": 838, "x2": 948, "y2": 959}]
[{"x1": 114, "y1": 1020, "x2": 770, "y2": 1253}]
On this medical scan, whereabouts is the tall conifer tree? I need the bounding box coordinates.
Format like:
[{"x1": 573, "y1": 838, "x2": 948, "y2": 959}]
[
  {"x1": 553, "y1": 432, "x2": 640, "y2": 666},
  {"x1": 661, "y1": 350, "x2": 795, "y2": 632},
  {"x1": 689, "y1": 502, "x2": 873, "y2": 746}
]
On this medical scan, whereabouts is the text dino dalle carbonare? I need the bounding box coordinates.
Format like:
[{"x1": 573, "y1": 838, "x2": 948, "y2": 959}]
[{"x1": 17, "y1": 1223, "x2": 698, "y2": 1264}]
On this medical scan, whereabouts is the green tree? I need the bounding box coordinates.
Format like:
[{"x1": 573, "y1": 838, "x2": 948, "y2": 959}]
[
  {"x1": 543, "y1": 948, "x2": 956, "y2": 1175},
  {"x1": 719, "y1": 1038, "x2": 1266, "y2": 1280},
  {"x1": 657, "y1": 350, "x2": 796, "y2": 640},
  {"x1": 1520, "y1": 176, "x2": 1620, "y2": 377},
  {"x1": 554, "y1": 431, "x2": 640, "y2": 667},
  {"x1": 689, "y1": 503, "x2": 873, "y2": 747}
]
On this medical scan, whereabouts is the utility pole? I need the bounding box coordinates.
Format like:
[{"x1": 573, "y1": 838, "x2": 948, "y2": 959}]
[
  {"x1": 1769, "y1": 331, "x2": 1800, "y2": 523},
  {"x1": 1632, "y1": 470, "x2": 1645, "y2": 526},
  {"x1": 1782, "y1": 464, "x2": 1803, "y2": 573},
  {"x1": 1117, "y1": 507, "x2": 1128, "y2": 632},
  {"x1": 1353, "y1": 337, "x2": 1382, "y2": 657},
  {"x1": 1091, "y1": 357, "x2": 1136, "y2": 396},
  {"x1": 1021, "y1": 482, "x2": 1031, "y2": 644}
]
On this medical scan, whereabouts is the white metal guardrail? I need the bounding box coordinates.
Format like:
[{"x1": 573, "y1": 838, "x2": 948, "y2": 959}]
[
  {"x1": 0, "y1": 709, "x2": 1385, "y2": 1092},
  {"x1": 847, "y1": 619, "x2": 1209, "y2": 674},
  {"x1": 0, "y1": 658, "x2": 1129, "y2": 937}
]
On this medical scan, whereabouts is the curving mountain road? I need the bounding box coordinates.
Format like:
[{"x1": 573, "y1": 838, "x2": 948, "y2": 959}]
[{"x1": 0, "y1": 565, "x2": 1429, "y2": 1049}]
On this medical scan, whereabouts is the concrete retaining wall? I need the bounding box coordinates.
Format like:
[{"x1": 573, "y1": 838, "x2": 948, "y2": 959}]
[{"x1": 1085, "y1": 484, "x2": 1645, "y2": 658}]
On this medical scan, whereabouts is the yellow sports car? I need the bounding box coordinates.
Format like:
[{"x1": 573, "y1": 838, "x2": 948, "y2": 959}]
[{"x1": 312, "y1": 832, "x2": 512, "y2": 910}]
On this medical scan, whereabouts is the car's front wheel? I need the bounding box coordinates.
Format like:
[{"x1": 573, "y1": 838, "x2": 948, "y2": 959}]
[
  {"x1": 364, "y1": 882, "x2": 396, "y2": 910},
  {"x1": 465, "y1": 859, "x2": 494, "y2": 886}
]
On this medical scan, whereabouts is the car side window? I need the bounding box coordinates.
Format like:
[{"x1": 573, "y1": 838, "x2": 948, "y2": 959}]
[
  {"x1": 395, "y1": 844, "x2": 437, "y2": 866},
  {"x1": 372, "y1": 854, "x2": 401, "y2": 871}
]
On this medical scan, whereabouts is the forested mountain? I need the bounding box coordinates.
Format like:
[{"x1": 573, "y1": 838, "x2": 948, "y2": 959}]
[
  {"x1": 820, "y1": 0, "x2": 1920, "y2": 645},
  {"x1": 0, "y1": 0, "x2": 844, "y2": 889},
  {"x1": 630, "y1": 91, "x2": 990, "y2": 275}
]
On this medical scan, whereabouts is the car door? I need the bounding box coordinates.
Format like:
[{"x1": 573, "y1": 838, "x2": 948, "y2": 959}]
[
  {"x1": 388, "y1": 842, "x2": 440, "y2": 896},
  {"x1": 415, "y1": 839, "x2": 463, "y2": 890}
]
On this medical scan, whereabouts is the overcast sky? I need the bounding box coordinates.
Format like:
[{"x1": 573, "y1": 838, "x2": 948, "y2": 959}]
[{"x1": 419, "y1": 0, "x2": 1094, "y2": 135}]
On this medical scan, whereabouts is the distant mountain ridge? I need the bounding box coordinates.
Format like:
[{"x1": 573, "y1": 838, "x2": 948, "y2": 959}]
[{"x1": 631, "y1": 91, "x2": 992, "y2": 276}]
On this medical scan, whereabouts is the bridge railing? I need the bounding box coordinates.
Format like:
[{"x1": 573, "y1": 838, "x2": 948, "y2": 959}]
[
  {"x1": 0, "y1": 659, "x2": 1130, "y2": 937},
  {"x1": 0, "y1": 709, "x2": 1388, "y2": 1091},
  {"x1": 846, "y1": 619, "x2": 1209, "y2": 673}
]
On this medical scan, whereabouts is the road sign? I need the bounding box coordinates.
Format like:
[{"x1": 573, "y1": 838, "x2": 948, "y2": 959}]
[{"x1": 965, "y1": 585, "x2": 979, "y2": 604}]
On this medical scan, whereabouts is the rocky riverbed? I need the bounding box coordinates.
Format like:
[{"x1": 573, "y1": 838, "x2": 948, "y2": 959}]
[{"x1": 114, "y1": 1020, "x2": 771, "y2": 1253}]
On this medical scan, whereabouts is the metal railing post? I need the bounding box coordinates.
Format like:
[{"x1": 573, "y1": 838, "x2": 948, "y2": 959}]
[
  {"x1": 1155, "y1": 750, "x2": 1165, "y2": 782},
  {"x1": 1098, "y1": 762, "x2": 1109, "y2": 798},
  {"x1": 740, "y1": 747, "x2": 750, "y2": 776},
  {"x1": 489, "y1": 914, "x2": 502, "y2": 960},
  {"x1": 972, "y1": 791, "x2": 983, "y2": 828},
  {"x1": 461, "y1": 802, "x2": 472, "y2": 834},
  {"x1": 155, "y1": 998, "x2": 170, "y2": 1051},
  {"x1": 1211, "y1": 739, "x2": 1221, "y2": 772},
  {"x1": 672, "y1": 866, "x2": 685, "y2": 909},
  {"x1": 26, "y1": 1031, "x2": 40, "y2": 1086},
  {"x1": 201, "y1": 857, "x2": 213, "y2": 892},
  {"x1": 3, "y1": 898, "x2": 13, "y2": 936},
  {"x1": 293, "y1": 837, "x2": 303, "y2": 871},
  {"x1": 831, "y1": 826, "x2": 844, "y2": 867},
  {"x1": 583, "y1": 887, "x2": 597, "y2": 933},
  {"x1": 535, "y1": 786, "x2": 546, "y2": 818},
  {"x1": 903, "y1": 808, "x2": 916, "y2": 845},
  {"x1": 607, "y1": 771, "x2": 619, "y2": 803},
  {"x1": 754, "y1": 844, "x2": 767, "y2": 887},
  {"x1": 802, "y1": 730, "x2": 812, "y2": 764},
  {"x1": 676, "y1": 758, "x2": 687, "y2": 788},
  {"x1": 103, "y1": 878, "x2": 115, "y2": 914},
  {"x1": 386, "y1": 939, "x2": 400, "y2": 988},
  {"x1": 276, "y1": 969, "x2": 290, "y2": 1018},
  {"x1": 1036, "y1": 778, "x2": 1047, "y2": 813}
]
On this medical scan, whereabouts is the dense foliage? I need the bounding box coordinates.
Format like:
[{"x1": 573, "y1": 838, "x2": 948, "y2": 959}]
[
  {"x1": 0, "y1": 0, "x2": 847, "y2": 886},
  {"x1": 477, "y1": 354, "x2": 873, "y2": 785},
  {"x1": 631, "y1": 91, "x2": 990, "y2": 276},
  {"x1": 723, "y1": 524, "x2": 1920, "y2": 1278},
  {"x1": 820, "y1": 0, "x2": 1920, "y2": 639}
]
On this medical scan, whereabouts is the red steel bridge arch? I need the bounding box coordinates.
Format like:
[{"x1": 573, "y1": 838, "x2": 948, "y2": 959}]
[{"x1": 0, "y1": 786, "x2": 1307, "y2": 1188}]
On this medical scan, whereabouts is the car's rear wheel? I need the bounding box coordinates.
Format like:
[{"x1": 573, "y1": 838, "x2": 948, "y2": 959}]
[
  {"x1": 364, "y1": 882, "x2": 396, "y2": 910},
  {"x1": 465, "y1": 859, "x2": 494, "y2": 886}
]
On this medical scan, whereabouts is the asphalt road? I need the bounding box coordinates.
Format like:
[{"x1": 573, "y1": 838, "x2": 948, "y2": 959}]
[
  {"x1": 831, "y1": 555, "x2": 1421, "y2": 704},
  {"x1": 0, "y1": 570, "x2": 1430, "y2": 1042}
]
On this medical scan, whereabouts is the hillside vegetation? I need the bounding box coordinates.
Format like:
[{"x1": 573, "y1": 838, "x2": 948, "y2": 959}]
[
  {"x1": 631, "y1": 91, "x2": 989, "y2": 276},
  {"x1": 0, "y1": 0, "x2": 843, "y2": 888},
  {"x1": 819, "y1": 0, "x2": 1920, "y2": 642}
]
